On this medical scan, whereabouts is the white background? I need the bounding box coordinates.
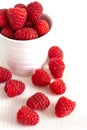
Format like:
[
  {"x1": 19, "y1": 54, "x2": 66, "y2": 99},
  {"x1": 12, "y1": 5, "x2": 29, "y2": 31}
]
[{"x1": 0, "y1": 0, "x2": 87, "y2": 130}]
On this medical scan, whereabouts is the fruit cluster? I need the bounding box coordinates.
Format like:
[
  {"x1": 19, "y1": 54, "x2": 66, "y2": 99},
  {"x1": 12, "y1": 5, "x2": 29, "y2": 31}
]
[
  {"x1": 0, "y1": 45, "x2": 76, "y2": 126},
  {"x1": 0, "y1": 1, "x2": 50, "y2": 40}
]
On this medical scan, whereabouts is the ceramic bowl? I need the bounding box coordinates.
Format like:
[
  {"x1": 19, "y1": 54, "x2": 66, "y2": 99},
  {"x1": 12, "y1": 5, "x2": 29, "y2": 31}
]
[{"x1": 0, "y1": 14, "x2": 53, "y2": 76}]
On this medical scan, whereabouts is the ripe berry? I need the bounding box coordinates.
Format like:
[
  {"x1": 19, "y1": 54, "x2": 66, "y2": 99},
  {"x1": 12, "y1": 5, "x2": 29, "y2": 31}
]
[
  {"x1": 0, "y1": 9, "x2": 8, "y2": 28},
  {"x1": 17, "y1": 106, "x2": 39, "y2": 125},
  {"x1": 55, "y1": 96, "x2": 76, "y2": 117},
  {"x1": 27, "y1": 1, "x2": 43, "y2": 21},
  {"x1": 0, "y1": 66, "x2": 12, "y2": 83},
  {"x1": 26, "y1": 92, "x2": 50, "y2": 110},
  {"x1": 1, "y1": 26, "x2": 14, "y2": 39},
  {"x1": 4, "y1": 79, "x2": 25, "y2": 97},
  {"x1": 14, "y1": 3, "x2": 27, "y2": 9},
  {"x1": 48, "y1": 46, "x2": 63, "y2": 60},
  {"x1": 32, "y1": 69, "x2": 51, "y2": 87},
  {"x1": 49, "y1": 58, "x2": 65, "y2": 79},
  {"x1": 24, "y1": 20, "x2": 33, "y2": 28},
  {"x1": 7, "y1": 7, "x2": 27, "y2": 30},
  {"x1": 15, "y1": 27, "x2": 38, "y2": 40},
  {"x1": 49, "y1": 79, "x2": 66, "y2": 95},
  {"x1": 35, "y1": 19, "x2": 49, "y2": 36}
]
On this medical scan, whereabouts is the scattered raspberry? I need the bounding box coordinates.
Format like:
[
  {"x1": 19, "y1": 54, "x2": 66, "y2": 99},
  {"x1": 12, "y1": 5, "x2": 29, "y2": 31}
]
[
  {"x1": 49, "y1": 58, "x2": 65, "y2": 79},
  {"x1": 49, "y1": 79, "x2": 66, "y2": 95},
  {"x1": 0, "y1": 9, "x2": 8, "y2": 28},
  {"x1": 14, "y1": 3, "x2": 27, "y2": 9},
  {"x1": 17, "y1": 106, "x2": 39, "y2": 125},
  {"x1": 27, "y1": 1, "x2": 43, "y2": 21},
  {"x1": 4, "y1": 79, "x2": 25, "y2": 97},
  {"x1": 26, "y1": 92, "x2": 50, "y2": 110},
  {"x1": 32, "y1": 69, "x2": 51, "y2": 87},
  {"x1": 55, "y1": 96, "x2": 76, "y2": 117},
  {"x1": 0, "y1": 66, "x2": 12, "y2": 83},
  {"x1": 48, "y1": 46, "x2": 63, "y2": 60},
  {"x1": 7, "y1": 7, "x2": 27, "y2": 30},
  {"x1": 1, "y1": 26, "x2": 15, "y2": 39},
  {"x1": 15, "y1": 27, "x2": 38, "y2": 40},
  {"x1": 35, "y1": 19, "x2": 49, "y2": 36}
]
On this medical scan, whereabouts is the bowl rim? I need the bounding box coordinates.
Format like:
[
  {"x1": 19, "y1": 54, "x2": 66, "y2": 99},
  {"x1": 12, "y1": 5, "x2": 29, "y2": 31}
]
[{"x1": 0, "y1": 13, "x2": 53, "y2": 44}]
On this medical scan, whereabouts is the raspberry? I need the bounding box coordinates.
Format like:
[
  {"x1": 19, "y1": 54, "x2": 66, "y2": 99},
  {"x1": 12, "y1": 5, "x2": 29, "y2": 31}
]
[
  {"x1": 4, "y1": 79, "x2": 25, "y2": 97},
  {"x1": 27, "y1": 1, "x2": 43, "y2": 21},
  {"x1": 49, "y1": 79, "x2": 66, "y2": 95},
  {"x1": 35, "y1": 19, "x2": 49, "y2": 36},
  {"x1": 55, "y1": 96, "x2": 76, "y2": 117},
  {"x1": 49, "y1": 58, "x2": 65, "y2": 79},
  {"x1": 32, "y1": 69, "x2": 51, "y2": 87},
  {"x1": 14, "y1": 3, "x2": 27, "y2": 9},
  {"x1": 0, "y1": 9, "x2": 8, "y2": 28},
  {"x1": 26, "y1": 92, "x2": 50, "y2": 110},
  {"x1": 17, "y1": 106, "x2": 39, "y2": 125},
  {"x1": 24, "y1": 20, "x2": 33, "y2": 28},
  {"x1": 48, "y1": 46, "x2": 63, "y2": 60},
  {"x1": 1, "y1": 26, "x2": 14, "y2": 39},
  {"x1": 0, "y1": 66, "x2": 12, "y2": 83},
  {"x1": 7, "y1": 7, "x2": 27, "y2": 30},
  {"x1": 15, "y1": 27, "x2": 38, "y2": 40}
]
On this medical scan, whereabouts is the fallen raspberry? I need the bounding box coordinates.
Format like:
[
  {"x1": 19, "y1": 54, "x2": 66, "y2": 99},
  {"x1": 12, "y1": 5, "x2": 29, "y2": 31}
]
[
  {"x1": 49, "y1": 79, "x2": 66, "y2": 95},
  {"x1": 55, "y1": 96, "x2": 76, "y2": 117},
  {"x1": 26, "y1": 92, "x2": 50, "y2": 110},
  {"x1": 17, "y1": 106, "x2": 39, "y2": 125},
  {"x1": 27, "y1": 1, "x2": 43, "y2": 21},
  {"x1": 48, "y1": 46, "x2": 63, "y2": 60},
  {"x1": 14, "y1": 3, "x2": 27, "y2": 9},
  {"x1": 7, "y1": 7, "x2": 27, "y2": 30},
  {"x1": 49, "y1": 58, "x2": 65, "y2": 79},
  {"x1": 1, "y1": 26, "x2": 14, "y2": 39},
  {"x1": 32, "y1": 69, "x2": 51, "y2": 87},
  {"x1": 4, "y1": 79, "x2": 25, "y2": 97},
  {"x1": 0, "y1": 9, "x2": 8, "y2": 28},
  {"x1": 15, "y1": 27, "x2": 38, "y2": 40},
  {"x1": 35, "y1": 19, "x2": 49, "y2": 36},
  {"x1": 0, "y1": 66, "x2": 12, "y2": 83}
]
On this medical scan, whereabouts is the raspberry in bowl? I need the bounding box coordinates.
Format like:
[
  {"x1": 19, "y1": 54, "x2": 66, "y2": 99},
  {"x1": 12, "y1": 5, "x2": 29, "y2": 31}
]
[{"x1": 0, "y1": 1, "x2": 53, "y2": 76}]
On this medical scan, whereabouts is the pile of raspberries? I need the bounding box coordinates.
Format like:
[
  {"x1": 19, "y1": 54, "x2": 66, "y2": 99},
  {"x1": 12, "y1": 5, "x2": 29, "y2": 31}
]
[
  {"x1": 0, "y1": 45, "x2": 76, "y2": 126},
  {"x1": 0, "y1": 1, "x2": 50, "y2": 40}
]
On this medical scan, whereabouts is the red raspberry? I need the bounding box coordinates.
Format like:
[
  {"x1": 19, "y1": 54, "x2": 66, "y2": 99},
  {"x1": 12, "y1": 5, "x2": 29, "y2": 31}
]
[
  {"x1": 49, "y1": 79, "x2": 66, "y2": 95},
  {"x1": 26, "y1": 92, "x2": 50, "y2": 110},
  {"x1": 0, "y1": 66, "x2": 12, "y2": 83},
  {"x1": 55, "y1": 96, "x2": 76, "y2": 117},
  {"x1": 32, "y1": 69, "x2": 51, "y2": 87},
  {"x1": 48, "y1": 46, "x2": 63, "y2": 60},
  {"x1": 4, "y1": 79, "x2": 25, "y2": 97},
  {"x1": 24, "y1": 20, "x2": 33, "y2": 28},
  {"x1": 27, "y1": 1, "x2": 43, "y2": 21},
  {"x1": 1, "y1": 26, "x2": 14, "y2": 39},
  {"x1": 35, "y1": 19, "x2": 49, "y2": 36},
  {"x1": 49, "y1": 58, "x2": 65, "y2": 79},
  {"x1": 14, "y1": 3, "x2": 27, "y2": 9},
  {"x1": 15, "y1": 27, "x2": 38, "y2": 40},
  {"x1": 7, "y1": 7, "x2": 27, "y2": 30},
  {"x1": 17, "y1": 106, "x2": 39, "y2": 125},
  {"x1": 0, "y1": 9, "x2": 8, "y2": 28}
]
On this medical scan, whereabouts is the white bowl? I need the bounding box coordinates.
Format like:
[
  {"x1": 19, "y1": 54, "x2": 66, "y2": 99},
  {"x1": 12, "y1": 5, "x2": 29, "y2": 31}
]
[{"x1": 0, "y1": 14, "x2": 53, "y2": 76}]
